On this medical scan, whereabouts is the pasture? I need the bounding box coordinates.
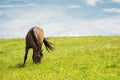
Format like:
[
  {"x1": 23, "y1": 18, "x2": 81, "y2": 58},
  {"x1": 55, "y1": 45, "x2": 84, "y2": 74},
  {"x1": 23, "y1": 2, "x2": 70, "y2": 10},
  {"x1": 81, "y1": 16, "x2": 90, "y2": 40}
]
[{"x1": 0, "y1": 36, "x2": 120, "y2": 80}]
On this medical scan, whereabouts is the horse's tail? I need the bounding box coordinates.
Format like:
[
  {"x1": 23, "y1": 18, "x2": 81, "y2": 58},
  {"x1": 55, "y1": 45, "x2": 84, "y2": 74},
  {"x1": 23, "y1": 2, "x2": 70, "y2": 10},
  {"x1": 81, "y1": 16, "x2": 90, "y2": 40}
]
[
  {"x1": 31, "y1": 27, "x2": 41, "y2": 51},
  {"x1": 43, "y1": 38, "x2": 54, "y2": 52}
]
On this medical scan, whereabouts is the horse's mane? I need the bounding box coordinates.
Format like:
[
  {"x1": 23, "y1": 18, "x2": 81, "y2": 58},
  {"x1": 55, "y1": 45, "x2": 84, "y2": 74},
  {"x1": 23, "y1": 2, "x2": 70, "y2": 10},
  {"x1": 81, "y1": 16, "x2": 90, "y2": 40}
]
[{"x1": 31, "y1": 27, "x2": 42, "y2": 52}]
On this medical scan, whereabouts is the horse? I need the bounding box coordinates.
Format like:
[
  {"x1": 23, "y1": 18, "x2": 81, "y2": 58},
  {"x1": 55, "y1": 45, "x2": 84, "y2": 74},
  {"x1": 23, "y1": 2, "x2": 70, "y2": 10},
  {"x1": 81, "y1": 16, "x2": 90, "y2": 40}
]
[{"x1": 23, "y1": 27, "x2": 54, "y2": 65}]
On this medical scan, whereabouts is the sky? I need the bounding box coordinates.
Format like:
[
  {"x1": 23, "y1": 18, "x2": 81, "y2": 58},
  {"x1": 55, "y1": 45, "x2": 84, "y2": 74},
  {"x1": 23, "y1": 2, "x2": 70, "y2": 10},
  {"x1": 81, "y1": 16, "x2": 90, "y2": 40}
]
[{"x1": 0, "y1": 0, "x2": 120, "y2": 38}]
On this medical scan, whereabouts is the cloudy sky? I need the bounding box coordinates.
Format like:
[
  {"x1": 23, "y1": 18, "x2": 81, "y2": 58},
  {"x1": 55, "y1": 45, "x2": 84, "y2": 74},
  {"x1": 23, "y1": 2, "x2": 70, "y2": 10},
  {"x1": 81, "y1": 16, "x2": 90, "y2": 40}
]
[{"x1": 0, "y1": 0, "x2": 120, "y2": 38}]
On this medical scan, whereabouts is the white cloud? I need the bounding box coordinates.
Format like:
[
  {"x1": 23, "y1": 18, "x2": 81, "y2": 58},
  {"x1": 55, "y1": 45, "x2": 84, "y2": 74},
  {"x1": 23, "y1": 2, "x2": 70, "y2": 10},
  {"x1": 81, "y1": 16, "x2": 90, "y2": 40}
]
[
  {"x1": 102, "y1": 8, "x2": 120, "y2": 13},
  {"x1": 68, "y1": 5, "x2": 80, "y2": 9},
  {"x1": 56, "y1": 14, "x2": 120, "y2": 36},
  {"x1": 112, "y1": 0, "x2": 120, "y2": 3},
  {"x1": 85, "y1": 0, "x2": 103, "y2": 6},
  {"x1": 90, "y1": 15, "x2": 120, "y2": 35},
  {"x1": 0, "y1": 4, "x2": 35, "y2": 8},
  {"x1": 48, "y1": 0, "x2": 57, "y2": 1},
  {"x1": 0, "y1": 5, "x2": 68, "y2": 38},
  {"x1": 0, "y1": 4, "x2": 120, "y2": 38}
]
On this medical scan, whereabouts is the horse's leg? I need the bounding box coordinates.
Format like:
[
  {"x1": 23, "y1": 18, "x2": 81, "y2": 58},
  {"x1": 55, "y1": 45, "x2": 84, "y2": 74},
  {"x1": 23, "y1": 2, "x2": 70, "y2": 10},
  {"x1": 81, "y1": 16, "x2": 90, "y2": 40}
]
[
  {"x1": 32, "y1": 50, "x2": 35, "y2": 63},
  {"x1": 38, "y1": 45, "x2": 43, "y2": 62},
  {"x1": 39, "y1": 45, "x2": 43, "y2": 57},
  {"x1": 23, "y1": 46, "x2": 29, "y2": 65},
  {"x1": 32, "y1": 49, "x2": 37, "y2": 63}
]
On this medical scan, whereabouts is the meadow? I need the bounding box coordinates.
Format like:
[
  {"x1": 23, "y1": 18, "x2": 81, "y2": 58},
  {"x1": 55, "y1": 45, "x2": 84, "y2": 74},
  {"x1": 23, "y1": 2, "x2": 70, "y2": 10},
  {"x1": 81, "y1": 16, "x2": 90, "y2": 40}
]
[{"x1": 0, "y1": 36, "x2": 120, "y2": 80}]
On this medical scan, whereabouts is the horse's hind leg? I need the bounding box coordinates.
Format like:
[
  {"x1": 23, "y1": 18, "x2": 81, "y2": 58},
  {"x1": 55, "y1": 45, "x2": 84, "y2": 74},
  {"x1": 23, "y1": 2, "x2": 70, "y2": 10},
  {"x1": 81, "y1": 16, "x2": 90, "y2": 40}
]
[{"x1": 23, "y1": 46, "x2": 29, "y2": 65}]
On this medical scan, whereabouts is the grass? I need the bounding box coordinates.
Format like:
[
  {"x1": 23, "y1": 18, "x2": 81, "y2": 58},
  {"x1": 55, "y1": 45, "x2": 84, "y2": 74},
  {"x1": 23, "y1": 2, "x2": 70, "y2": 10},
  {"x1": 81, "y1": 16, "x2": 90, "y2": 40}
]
[{"x1": 0, "y1": 36, "x2": 120, "y2": 80}]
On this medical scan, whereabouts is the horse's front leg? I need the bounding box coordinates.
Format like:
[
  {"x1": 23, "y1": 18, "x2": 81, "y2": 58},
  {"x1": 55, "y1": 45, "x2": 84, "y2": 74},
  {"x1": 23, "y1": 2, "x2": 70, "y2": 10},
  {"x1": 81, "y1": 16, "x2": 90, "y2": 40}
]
[
  {"x1": 23, "y1": 46, "x2": 29, "y2": 65},
  {"x1": 32, "y1": 49, "x2": 37, "y2": 63}
]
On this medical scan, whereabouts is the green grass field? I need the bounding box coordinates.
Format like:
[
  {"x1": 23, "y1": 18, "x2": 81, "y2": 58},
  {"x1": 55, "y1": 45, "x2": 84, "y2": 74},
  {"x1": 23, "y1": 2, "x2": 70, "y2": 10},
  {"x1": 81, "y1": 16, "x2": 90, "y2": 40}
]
[{"x1": 0, "y1": 36, "x2": 120, "y2": 80}]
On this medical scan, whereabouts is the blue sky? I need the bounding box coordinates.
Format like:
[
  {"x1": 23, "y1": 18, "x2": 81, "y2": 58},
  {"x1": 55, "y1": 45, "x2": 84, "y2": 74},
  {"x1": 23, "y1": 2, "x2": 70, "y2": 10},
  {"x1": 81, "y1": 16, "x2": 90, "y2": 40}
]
[{"x1": 0, "y1": 0, "x2": 120, "y2": 38}]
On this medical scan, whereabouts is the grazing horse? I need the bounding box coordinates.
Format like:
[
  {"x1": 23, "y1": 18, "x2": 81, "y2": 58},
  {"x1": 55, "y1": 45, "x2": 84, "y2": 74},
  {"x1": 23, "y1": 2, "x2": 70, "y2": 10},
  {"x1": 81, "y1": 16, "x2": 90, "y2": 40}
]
[{"x1": 23, "y1": 27, "x2": 54, "y2": 65}]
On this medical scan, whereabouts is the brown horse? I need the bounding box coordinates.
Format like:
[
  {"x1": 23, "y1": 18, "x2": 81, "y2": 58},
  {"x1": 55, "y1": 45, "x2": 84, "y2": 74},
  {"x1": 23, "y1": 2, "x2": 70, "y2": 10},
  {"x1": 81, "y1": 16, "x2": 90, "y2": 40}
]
[{"x1": 23, "y1": 27, "x2": 54, "y2": 65}]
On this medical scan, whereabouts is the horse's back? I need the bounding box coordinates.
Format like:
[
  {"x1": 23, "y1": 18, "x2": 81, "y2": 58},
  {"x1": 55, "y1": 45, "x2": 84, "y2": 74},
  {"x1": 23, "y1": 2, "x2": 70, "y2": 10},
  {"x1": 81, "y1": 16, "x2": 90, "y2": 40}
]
[
  {"x1": 34, "y1": 27, "x2": 44, "y2": 44},
  {"x1": 26, "y1": 27, "x2": 44, "y2": 48}
]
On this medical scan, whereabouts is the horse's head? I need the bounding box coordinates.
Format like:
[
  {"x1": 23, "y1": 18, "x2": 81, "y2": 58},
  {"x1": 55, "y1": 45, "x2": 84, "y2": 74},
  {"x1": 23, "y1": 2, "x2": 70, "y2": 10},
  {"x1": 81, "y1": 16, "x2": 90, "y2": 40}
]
[{"x1": 33, "y1": 49, "x2": 43, "y2": 64}]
